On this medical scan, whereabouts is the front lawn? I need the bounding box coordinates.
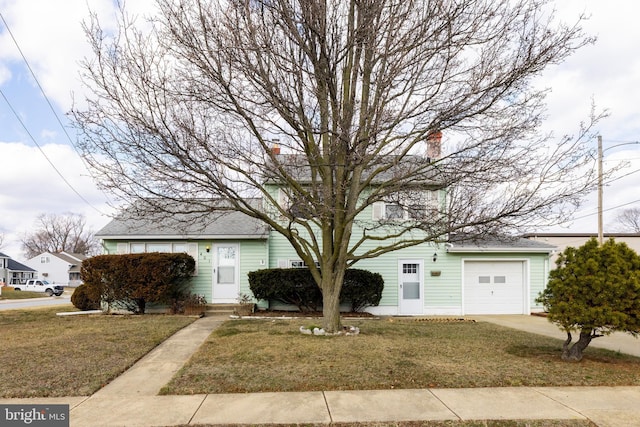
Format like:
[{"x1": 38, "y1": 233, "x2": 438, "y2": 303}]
[
  {"x1": 0, "y1": 307, "x2": 196, "y2": 397},
  {"x1": 0, "y1": 288, "x2": 45, "y2": 299},
  {"x1": 162, "y1": 318, "x2": 640, "y2": 394}
]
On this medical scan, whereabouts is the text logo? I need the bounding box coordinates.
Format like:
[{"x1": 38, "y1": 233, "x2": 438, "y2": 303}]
[{"x1": 1, "y1": 405, "x2": 69, "y2": 426}]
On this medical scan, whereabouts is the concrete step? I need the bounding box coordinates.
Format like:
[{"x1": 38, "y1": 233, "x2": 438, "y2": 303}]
[{"x1": 205, "y1": 303, "x2": 240, "y2": 316}]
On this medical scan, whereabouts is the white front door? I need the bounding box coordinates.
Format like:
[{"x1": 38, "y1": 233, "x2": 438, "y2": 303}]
[
  {"x1": 398, "y1": 260, "x2": 424, "y2": 315},
  {"x1": 212, "y1": 243, "x2": 240, "y2": 303}
]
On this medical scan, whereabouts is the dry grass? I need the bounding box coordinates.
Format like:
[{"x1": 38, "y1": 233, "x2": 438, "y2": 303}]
[
  {"x1": 162, "y1": 318, "x2": 640, "y2": 395},
  {"x1": 0, "y1": 288, "x2": 45, "y2": 299},
  {"x1": 0, "y1": 307, "x2": 196, "y2": 398}
]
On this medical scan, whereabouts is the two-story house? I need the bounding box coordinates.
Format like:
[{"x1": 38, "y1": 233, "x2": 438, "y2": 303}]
[
  {"x1": 96, "y1": 160, "x2": 555, "y2": 315},
  {"x1": 24, "y1": 252, "x2": 87, "y2": 287},
  {"x1": 0, "y1": 252, "x2": 37, "y2": 285}
]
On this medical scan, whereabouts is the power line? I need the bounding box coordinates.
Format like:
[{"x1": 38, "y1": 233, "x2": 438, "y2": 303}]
[
  {"x1": 568, "y1": 198, "x2": 640, "y2": 223},
  {"x1": 0, "y1": 89, "x2": 105, "y2": 215},
  {"x1": 602, "y1": 139, "x2": 640, "y2": 144},
  {"x1": 608, "y1": 167, "x2": 640, "y2": 184},
  {"x1": 0, "y1": 12, "x2": 110, "y2": 216},
  {"x1": 0, "y1": 13, "x2": 83, "y2": 158}
]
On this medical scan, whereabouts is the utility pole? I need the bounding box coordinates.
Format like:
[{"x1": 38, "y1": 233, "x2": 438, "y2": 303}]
[{"x1": 597, "y1": 135, "x2": 603, "y2": 245}]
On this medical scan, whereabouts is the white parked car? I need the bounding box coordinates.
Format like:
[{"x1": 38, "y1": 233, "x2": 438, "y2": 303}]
[{"x1": 13, "y1": 279, "x2": 64, "y2": 296}]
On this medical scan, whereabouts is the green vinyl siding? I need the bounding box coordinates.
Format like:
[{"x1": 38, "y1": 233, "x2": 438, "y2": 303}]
[
  {"x1": 101, "y1": 238, "x2": 267, "y2": 302},
  {"x1": 267, "y1": 228, "x2": 442, "y2": 310},
  {"x1": 529, "y1": 253, "x2": 549, "y2": 310},
  {"x1": 190, "y1": 242, "x2": 211, "y2": 299},
  {"x1": 239, "y1": 240, "x2": 269, "y2": 296}
]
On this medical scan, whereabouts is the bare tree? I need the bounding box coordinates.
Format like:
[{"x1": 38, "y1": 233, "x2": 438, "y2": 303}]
[
  {"x1": 612, "y1": 208, "x2": 640, "y2": 233},
  {"x1": 74, "y1": 0, "x2": 602, "y2": 332},
  {"x1": 22, "y1": 213, "x2": 99, "y2": 259}
]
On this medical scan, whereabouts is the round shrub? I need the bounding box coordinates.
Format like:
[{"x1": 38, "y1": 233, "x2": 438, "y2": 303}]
[{"x1": 71, "y1": 284, "x2": 101, "y2": 311}]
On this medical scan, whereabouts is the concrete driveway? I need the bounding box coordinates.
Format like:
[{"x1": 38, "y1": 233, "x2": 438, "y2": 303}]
[{"x1": 473, "y1": 314, "x2": 640, "y2": 358}]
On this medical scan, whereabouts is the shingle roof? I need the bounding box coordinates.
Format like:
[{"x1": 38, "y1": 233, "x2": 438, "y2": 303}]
[
  {"x1": 8, "y1": 259, "x2": 36, "y2": 272},
  {"x1": 265, "y1": 154, "x2": 441, "y2": 186},
  {"x1": 0, "y1": 252, "x2": 8, "y2": 258},
  {"x1": 522, "y1": 232, "x2": 640, "y2": 238},
  {"x1": 447, "y1": 234, "x2": 556, "y2": 253},
  {"x1": 96, "y1": 199, "x2": 269, "y2": 239},
  {"x1": 51, "y1": 252, "x2": 87, "y2": 265}
]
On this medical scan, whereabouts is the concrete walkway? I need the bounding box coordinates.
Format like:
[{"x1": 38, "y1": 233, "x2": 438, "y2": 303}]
[
  {"x1": 475, "y1": 314, "x2": 640, "y2": 357},
  {"x1": 2, "y1": 314, "x2": 640, "y2": 427}
]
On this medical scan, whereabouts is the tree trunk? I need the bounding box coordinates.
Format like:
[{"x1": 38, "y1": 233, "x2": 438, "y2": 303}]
[
  {"x1": 322, "y1": 287, "x2": 342, "y2": 333},
  {"x1": 561, "y1": 330, "x2": 593, "y2": 362},
  {"x1": 321, "y1": 270, "x2": 345, "y2": 333},
  {"x1": 135, "y1": 298, "x2": 146, "y2": 315}
]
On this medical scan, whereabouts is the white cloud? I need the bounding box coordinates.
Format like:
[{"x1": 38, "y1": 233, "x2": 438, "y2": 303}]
[
  {"x1": 0, "y1": 0, "x2": 119, "y2": 110},
  {"x1": 0, "y1": 142, "x2": 115, "y2": 260},
  {"x1": 532, "y1": 1, "x2": 640, "y2": 233}
]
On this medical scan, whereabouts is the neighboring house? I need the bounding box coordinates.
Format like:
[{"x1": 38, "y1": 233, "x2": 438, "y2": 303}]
[
  {"x1": 24, "y1": 252, "x2": 87, "y2": 287},
  {"x1": 523, "y1": 233, "x2": 640, "y2": 265},
  {"x1": 96, "y1": 203, "x2": 556, "y2": 316},
  {"x1": 0, "y1": 252, "x2": 9, "y2": 286},
  {"x1": 0, "y1": 252, "x2": 37, "y2": 285}
]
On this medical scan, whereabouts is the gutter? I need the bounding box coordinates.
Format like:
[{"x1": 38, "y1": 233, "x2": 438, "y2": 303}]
[{"x1": 446, "y1": 247, "x2": 554, "y2": 254}]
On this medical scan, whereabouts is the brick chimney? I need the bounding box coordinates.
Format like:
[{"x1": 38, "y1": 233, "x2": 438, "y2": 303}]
[
  {"x1": 271, "y1": 139, "x2": 280, "y2": 155},
  {"x1": 426, "y1": 130, "x2": 442, "y2": 160}
]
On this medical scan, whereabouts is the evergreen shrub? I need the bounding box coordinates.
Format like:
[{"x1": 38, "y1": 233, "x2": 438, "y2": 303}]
[
  {"x1": 70, "y1": 284, "x2": 101, "y2": 311},
  {"x1": 81, "y1": 253, "x2": 195, "y2": 314},
  {"x1": 248, "y1": 268, "x2": 383, "y2": 312}
]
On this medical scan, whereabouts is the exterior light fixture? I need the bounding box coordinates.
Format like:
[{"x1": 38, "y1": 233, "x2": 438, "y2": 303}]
[
  {"x1": 205, "y1": 245, "x2": 210, "y2": 253},
  {"x1": 432, "y1": 252, "x2": 438, "y2": 262}
]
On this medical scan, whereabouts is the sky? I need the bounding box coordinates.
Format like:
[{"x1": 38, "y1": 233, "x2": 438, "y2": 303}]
[{"x1": 1, "y1": 0, "x2": 640, "y2": 260}]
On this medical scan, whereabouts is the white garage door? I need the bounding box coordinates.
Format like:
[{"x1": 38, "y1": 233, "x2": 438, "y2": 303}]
[{"x1": 464, "y1": 261, "x2": 526, "y2": 314}]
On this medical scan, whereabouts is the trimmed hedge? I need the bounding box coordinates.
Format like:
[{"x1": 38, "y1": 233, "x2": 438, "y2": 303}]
[
  {"x1": 340, "y1": 269, "x2": 385, "y2": 312},
  {"x1": 81, "y1": 252, "x2": 195, "y2": 314},
  {"x1": 248, "y1": 268, "x2": 383, "y2": 312}
]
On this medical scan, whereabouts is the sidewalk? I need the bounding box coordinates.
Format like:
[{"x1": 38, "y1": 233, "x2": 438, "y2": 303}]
[{"x1": 1, "y1": 314, "x2": 639, "y2": 427}]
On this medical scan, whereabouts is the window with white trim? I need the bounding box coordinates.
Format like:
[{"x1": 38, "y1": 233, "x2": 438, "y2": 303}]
[
  {"x1": 130, "y1": 243, "x2": 145, "y2": 254},
  {"x1": 278, "y1": 188, "x2": 318, "y2": 219},
  {"x1": 115, "y1": 242, "x2": 199, "y2": 276},
  {"x1": 146, "y1": 243, "x2": 171, "y2": 253},
  {"x1": 373, "y1": 190, "x2": 440, "y2": 221}
]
